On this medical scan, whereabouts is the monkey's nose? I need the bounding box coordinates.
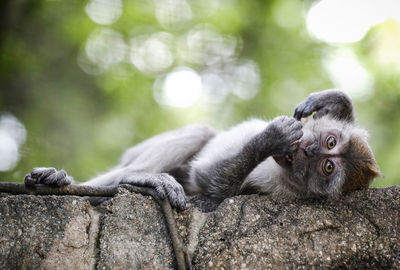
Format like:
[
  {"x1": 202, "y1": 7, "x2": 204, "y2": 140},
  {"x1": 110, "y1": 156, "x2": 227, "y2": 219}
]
[
  {"x1": 304, "y1": 145, "x2": 316, "y2": 157},
  {"x1": 303, "y1": 144, "x2": 318, "y2": 157}
]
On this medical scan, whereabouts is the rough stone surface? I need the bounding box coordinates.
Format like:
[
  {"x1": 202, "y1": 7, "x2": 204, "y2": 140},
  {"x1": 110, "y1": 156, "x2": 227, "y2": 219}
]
[
  {"x1": 0, "y1": 186, "x2": 399, "y2": 269},
  {"x1": 193, "y1": 187, "x2": 400, "y2": 269},
  {"x1": 97, "y1": 190, "x2": 175, "y2": 269},
  {"x1": 0, "y1": 194, "x2": 95, "y2": 270}
]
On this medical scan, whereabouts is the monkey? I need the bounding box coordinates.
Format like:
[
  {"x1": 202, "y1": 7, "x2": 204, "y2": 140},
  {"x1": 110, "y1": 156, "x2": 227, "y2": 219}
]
[{"x1": 24, "y1": 89, "x2": 381, "y2": 210}]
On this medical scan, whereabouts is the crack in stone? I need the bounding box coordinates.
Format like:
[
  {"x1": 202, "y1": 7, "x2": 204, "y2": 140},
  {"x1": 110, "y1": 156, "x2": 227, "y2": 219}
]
[
  {"x1": 87, "y1": 208, "x2": 102, "y2": 270},
  {"x1": 298, "y1": 225, "x2": 341, "y2": 237},
  {"x1": 343, "y1": 201, "x2": 381, "y2": 239}
]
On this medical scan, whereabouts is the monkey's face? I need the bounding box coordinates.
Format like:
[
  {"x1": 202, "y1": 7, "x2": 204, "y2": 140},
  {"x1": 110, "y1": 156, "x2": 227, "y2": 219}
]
[
  {"x1": 277, "y1": 117, "x2": 380, "y2": 198},
  {"x1": 290, "y1": 127, "x2": 345, "y2": 197}
]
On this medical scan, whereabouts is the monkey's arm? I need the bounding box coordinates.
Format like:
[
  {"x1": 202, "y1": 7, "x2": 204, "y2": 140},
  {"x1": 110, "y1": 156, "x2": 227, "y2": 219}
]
[
  {"x1": 293, "y1": 89, "x2": 354, "y2": 123},
  {"x1": 190, "y1": 117, "x2": 303, "y2": 200}
]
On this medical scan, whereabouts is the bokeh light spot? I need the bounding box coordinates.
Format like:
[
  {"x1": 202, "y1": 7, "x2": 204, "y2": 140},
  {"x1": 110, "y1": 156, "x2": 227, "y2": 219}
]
[
  {"x1": 153, "y1": 67, "x2": 202, "y2": 108},
  {"x1": 200, "y1": 72, "x2": 229, "y2": 104},
  {"x1": 227, "y1": 61, "x2": 261, "y2": 100},
  {"x1": 324, "y1": 49, "x2": 373, "y2": 100},
  {"x1": 154, "y1": 0, "x2": 193, "y2": 30},
  {"x1": 0, "y1": 114, "x2": 26, "y2": 171},
  {"x1": 307, "y1": 0, "x2": 400, "y2": 43},
  {"x1": 130, "y1": 32, "x2": 174, "y2": 74},
  {"x1": 80, "y1": 28, "x2": 127, "y2": 74},
  {"x1": 181, "y1": 24, "x2": 237, "y2": 66},
  {"x1": 85, "y1": 0, "x2": 123, "y2": 25}
]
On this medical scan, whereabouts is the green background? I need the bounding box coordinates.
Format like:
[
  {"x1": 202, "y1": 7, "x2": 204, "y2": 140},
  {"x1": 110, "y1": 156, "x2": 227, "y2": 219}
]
[{"x1": 0, "y1": 0, "x2": 399, "y2": 187}]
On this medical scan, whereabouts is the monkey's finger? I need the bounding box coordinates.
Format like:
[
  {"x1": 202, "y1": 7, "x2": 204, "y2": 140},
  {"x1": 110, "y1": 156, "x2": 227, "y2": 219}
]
[
  {"x1": 24, "y1": 174, "x2": 38, "y2": 186},
  {"x1": 294, "y1": 95, "x2": 320, "y2": 120},
  {"x1": 171, "y1": 193, "x2": 187, "y2": 211},
  {"x1": 24, "y1": 167, "x2": 73, "y2": 187},
  {"x1": 290, "y1": 119, "x2": 303, "y2": 128},
  {"x1": 178, "y1": 197, "x2": 187, "y2": 211},
  {"x1": 31, "y1": 167, "x2": 57, "y2": 181},
  {"x1": 38, "y1": 169, "x2": 73, "y2": 186},
  {"x1": 164, "y1": 183, "x2": 187, "y2": 211},
  {"x1": 288, "y1": 121, "x2": 303, "y2": 135},
  {"x1": 294, "y1": 104, "x2": 307, "y2": 120},
  {"x1": 166, "y1": 192, "x2": 186, "y2": 211},
  {"x1": 288, "y1": 117, "x2": 298, "y2": 126},
  {"x1": 289, "y1": 129, "x2": 303, "y2": 147},
  {"x1": 155, "y1": 185, "x2": 167, "y2": 199},
  {"x1": 294, "y1": 105, "x2": 314, "y2": 120},
  {"x1": 313, "y1": 107, "x2": 330, "y2": 119}
]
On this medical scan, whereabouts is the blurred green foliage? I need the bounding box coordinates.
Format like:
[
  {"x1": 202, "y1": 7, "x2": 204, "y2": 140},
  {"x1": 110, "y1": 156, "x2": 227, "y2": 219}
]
[{"x1": 0, "y1": 0, "x2": 399, "y2": 187}]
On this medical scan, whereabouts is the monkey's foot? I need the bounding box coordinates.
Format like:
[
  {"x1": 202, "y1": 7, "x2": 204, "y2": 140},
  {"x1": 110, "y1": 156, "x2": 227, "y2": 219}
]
[
  {"x1": 120, "y1": 173, "x2": 187, "y2": 211},
  {"x1": 24, "y1": 167, "x2": 74, "y2": 187}
]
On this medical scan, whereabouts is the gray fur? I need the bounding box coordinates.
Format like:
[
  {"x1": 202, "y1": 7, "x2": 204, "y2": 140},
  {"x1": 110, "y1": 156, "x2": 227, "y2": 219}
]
[
  {"x1": 25, "y1": 89, "x2": 374, "y2": 209},
  {"x1": 189, "y1": 116, "x2": 303, "y2": 200}
]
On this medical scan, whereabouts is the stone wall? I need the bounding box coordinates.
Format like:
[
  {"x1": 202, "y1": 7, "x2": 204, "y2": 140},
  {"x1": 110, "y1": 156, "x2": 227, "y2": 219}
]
[{"x1": 1, "y1": 187, "x2": 399, "y2": 269}]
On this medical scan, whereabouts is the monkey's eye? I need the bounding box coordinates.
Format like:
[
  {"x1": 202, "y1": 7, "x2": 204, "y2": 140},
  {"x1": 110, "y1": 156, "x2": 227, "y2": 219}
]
[
  {"x1": 323, "y1": 159, "x2": 335, "y2": 175},
  {"x1": 326, "y1": 136, "x2": 336, "y2": 150}
]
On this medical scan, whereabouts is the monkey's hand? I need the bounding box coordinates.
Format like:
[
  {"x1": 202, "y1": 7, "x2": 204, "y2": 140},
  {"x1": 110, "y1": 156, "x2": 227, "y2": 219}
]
[
  {"x1": 267, "y1": 116, "x2": 303, "y2": 155},
  {"x1": 120, "y1": 173, "x2": 186, "y2": 211},
  {"x1": 256, "y1": 116, "x2": 303, "y2": 158},
  {"x1": 24, "y1": 167, "x2": 73, "y2": 187},
  {"x1": 293, "y1": 89, "x2": 354, "y2": 123}
]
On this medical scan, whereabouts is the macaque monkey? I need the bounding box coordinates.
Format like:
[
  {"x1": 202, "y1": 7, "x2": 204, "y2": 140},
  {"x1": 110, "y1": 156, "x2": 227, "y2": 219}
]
[{"x1": 25, "y1": 89, "x2": 381, "y2": 210}]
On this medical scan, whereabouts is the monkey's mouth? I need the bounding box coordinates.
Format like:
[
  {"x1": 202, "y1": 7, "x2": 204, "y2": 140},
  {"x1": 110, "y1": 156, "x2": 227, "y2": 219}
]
[
  {"x1": 285, "y1": 154, "x2": 294, "y2": 163},
  {"x1": 273, "y1": 154, "x2": 294, "y2": 168},
  {"x1": 273, "y1": 138, "x2": 311, "y2": 168}
]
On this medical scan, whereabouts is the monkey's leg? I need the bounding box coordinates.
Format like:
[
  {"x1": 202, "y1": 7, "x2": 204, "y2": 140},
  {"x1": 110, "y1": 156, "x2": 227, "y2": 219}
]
[
  {"x1": 190, "y1": 116, "x2": 303, "y2": 200},
  {"x1": 117, "y1": 124, "x2": 215, "y2": 169},
  {"x1": 25, "y1": 124, "x2": 215, "y2": 209},
  {"x1": 293, "y1": 89, "x2": 354, "y2": 123},
  {"x1": 25, "y1": 167, "x2": 186, "y2": 209},
  {"x1": 81, "y1": 123, "x2": 215, "y2": 188}
]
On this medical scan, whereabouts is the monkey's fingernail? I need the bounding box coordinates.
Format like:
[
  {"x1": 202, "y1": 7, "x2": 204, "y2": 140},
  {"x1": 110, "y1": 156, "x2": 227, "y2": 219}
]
[{"x1": 290, "y1": 139, "x2": 302, "y2": 146}]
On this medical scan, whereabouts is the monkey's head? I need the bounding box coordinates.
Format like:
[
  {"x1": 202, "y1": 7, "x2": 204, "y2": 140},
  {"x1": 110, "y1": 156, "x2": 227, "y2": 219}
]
[{"x1": 275, "y1": 116, "x2": 381, "y2": 198}]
